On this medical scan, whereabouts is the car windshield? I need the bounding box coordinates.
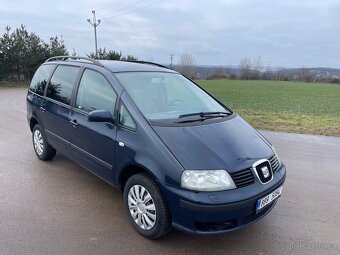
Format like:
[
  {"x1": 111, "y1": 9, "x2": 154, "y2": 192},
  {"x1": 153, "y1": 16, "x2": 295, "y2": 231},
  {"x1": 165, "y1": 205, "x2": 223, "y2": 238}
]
[{"x1": 115, "y1": 72, "x2": 230, "y2": 122}]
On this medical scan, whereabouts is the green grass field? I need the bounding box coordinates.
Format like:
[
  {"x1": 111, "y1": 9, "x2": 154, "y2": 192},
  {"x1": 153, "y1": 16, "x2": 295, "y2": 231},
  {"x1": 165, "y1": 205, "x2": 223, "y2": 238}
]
[{"x1": 196, "y1": 80, "x2": 340, "y2": 136}]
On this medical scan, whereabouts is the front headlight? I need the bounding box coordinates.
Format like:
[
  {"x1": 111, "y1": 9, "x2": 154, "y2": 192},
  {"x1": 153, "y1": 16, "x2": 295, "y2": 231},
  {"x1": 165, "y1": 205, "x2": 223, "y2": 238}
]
[
  {"x1": 272, "y1": 146, "x2": 281, "y2": 165},
  {"x1": 181, "y1": 170, "x2": 236, "y2": 191}
]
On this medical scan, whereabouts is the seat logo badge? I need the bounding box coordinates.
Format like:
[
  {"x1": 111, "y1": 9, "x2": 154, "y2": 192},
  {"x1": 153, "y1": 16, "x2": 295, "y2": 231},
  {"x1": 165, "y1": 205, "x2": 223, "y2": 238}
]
[
  {"x1": 252, "y1": 159, "x2": 273, "y2": 185},
  {"x1": 261, "y1": 166, "x2": 270, "y2": 178}
]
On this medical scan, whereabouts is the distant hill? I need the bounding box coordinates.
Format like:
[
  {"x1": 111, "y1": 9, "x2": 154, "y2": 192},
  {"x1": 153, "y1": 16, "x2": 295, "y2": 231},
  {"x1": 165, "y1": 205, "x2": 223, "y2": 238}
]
[
  {"x1": 288, "y1": 67, "x2": 340, "y2": 77},
  {"x1": 169, "y1": 65, "x2": 340, "y2": 79}
]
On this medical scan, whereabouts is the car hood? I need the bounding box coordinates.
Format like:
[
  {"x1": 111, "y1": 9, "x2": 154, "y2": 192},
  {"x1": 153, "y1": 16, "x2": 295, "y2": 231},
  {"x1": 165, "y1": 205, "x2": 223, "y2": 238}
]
[{"x1": 152, "y1": 115, "x2": 273, "y2": 173}]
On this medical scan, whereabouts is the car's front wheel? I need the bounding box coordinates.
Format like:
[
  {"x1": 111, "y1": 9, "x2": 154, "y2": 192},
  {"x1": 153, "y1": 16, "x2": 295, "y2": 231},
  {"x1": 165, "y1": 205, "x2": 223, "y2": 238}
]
[
  {"x1": 32, "y1": 124, "x2": 56, "y2": 161},
  {"x1": 123, "y1": 173, "x2": 171, "y2": 239}
]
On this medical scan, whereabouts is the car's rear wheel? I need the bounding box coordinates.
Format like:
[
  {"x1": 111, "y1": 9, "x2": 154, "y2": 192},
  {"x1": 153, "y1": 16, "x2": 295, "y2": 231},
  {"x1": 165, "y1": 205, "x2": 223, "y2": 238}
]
[
  {"x1": 32, "y1": 124, "x2": 56, "y2": 161},
  {"x1": 123, "y1": 173, "x2": 171, "y2": 239}
]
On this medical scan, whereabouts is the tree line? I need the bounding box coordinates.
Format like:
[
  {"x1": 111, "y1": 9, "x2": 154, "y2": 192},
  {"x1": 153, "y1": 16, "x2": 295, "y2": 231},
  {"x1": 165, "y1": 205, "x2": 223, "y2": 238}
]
[
  {"x1": 237, "y1": 56, "x2": 340, "y2": 83},
  {"x1": 0, "y1": 25, "x2": 139, "y2": 82},
  {"x1": 1, "y1": 25, "x2": 338, "y2": 84},
  {"x1": 0, "y1": 25, "x2": 68, "y2": 81},
  {"x1": 86, "y1": 48, "x2": 138, "y2": 61},
  {"x1": 174, "y1": 54, "x2": 340, "y2": 84}
]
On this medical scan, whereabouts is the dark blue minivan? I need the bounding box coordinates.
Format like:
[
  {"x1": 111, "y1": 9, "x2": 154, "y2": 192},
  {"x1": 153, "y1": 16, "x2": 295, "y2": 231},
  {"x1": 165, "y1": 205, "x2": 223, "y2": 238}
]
[{"x1": 26, "y1": 56, "x2": 286, "y2": 239}]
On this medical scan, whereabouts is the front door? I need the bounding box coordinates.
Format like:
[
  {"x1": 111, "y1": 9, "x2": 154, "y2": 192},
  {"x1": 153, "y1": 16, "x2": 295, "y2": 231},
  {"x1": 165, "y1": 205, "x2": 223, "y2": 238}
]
[{"x1": 69, "y1": 68, "x2": 118, "y2": 183}]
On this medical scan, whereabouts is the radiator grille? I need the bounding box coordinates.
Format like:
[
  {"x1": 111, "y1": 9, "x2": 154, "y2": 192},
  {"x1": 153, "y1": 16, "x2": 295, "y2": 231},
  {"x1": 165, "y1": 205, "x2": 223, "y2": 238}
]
[
  {"x1": 269, "y1": 155, "x2": 280, "y2": 173},
  {"x1": 230, "y1": 168, "x2": 254, "y2": 188},
  {"x1": 231, "y1": 155, "x2": 280, "y2": 188}
]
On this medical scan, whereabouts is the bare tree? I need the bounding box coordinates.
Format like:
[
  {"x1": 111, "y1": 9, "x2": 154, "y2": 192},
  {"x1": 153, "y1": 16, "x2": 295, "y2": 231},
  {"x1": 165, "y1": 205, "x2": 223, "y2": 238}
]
[
  {"x1": 226, "y1": 65, "x2": 232, "y2": 76},
  {"x1": 253, "y1": 56, "x2": 263, "y2": 79},
  {"x1": 240, "y1": 57, "x2": 252, "y2": 79},
  {"x1": 296, "y1": 67, "x2": 314, "y2": 82},
  {"x1": 207, "y1": 66, "x2": 226, "y2": 79},
  {"x1": 178, "y1": 53, "x2": 197, "y2": 79},
  {"x1": 226, "y1": 65, "x2": 237, "y2": 79},
  {"x1": 275, "y1": 67, "x2": 287, "y2": 81},
  {"x1": 240, "y1": 56, "x2": 264, "y2": 80}
]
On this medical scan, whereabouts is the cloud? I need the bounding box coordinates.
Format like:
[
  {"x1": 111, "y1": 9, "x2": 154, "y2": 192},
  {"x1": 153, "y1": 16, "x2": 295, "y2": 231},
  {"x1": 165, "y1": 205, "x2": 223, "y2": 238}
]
[{"x1": 1, "y1": 0, "x2": 340, "y2": 67}]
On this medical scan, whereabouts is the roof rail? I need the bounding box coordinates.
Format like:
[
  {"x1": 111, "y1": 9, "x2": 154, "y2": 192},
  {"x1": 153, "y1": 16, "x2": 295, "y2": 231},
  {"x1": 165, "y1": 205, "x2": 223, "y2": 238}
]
[
  {"x1": 45, "y1": 56, "x2": 104, "y2": 67},
  {"x1": 126, "y1": 60, "x2": 170, "y2": 69}
]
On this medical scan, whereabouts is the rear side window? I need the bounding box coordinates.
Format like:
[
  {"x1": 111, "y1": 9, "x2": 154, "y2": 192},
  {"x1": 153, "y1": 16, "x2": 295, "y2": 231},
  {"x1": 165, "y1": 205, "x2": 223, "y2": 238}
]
[
  {"x1": 46, "y1": 65, "x2": 80, "y2": 105},
  {"x1": 76, "y1": 69, "x2": 117, "y2": 115},
  {"x1": 29, "y1": 65, "x2": 55, "y2": 95}
]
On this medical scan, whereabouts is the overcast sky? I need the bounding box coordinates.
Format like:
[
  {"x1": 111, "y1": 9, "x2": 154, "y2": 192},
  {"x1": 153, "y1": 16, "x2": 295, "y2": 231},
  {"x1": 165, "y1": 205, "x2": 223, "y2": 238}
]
[{"x1": 1, "y1": 0, "x2": 340, "y2": 68}]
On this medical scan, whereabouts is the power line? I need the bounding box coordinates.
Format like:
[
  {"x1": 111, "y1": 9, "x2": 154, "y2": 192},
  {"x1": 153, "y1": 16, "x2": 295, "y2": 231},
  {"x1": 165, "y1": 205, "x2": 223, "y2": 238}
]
[
  {"x1": 99, "y1": 0, "x2": 148, "y2": 20},
  {"x1": 100, "y1": 25, "x2": 143, "y2": 50},
  {"x1": 87, "y1": 10, "x2": 102, "y2": 58},
  {"x1": 114, "y1": 0, "x2": 165, "y2": 19},
  {"x1": 101, "y1": 0, "x2": 148, "y2": 19},
  {"x1": 96, "y1": 0, "x2": 127, "y2": 12},
  {"x1": 85, "y1": 0, "x2": 165, "y2": 56},
  {"x1": 102, "y1": 0, "x2": 165, "y2": 21}
]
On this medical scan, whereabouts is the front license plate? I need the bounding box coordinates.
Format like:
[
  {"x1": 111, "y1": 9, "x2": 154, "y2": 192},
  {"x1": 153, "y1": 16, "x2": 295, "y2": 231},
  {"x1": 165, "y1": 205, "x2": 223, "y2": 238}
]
[{"x1": 256, "y1": 186, "x2": 283, "y2": 212}]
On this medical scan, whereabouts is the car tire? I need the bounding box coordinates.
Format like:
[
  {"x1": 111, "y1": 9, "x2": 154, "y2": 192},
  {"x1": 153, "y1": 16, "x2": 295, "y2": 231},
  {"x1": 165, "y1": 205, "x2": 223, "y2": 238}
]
[
  {"x1": 32, "y1": 124, "x2": 56, "y2": 161},
  {"x1": 123, "y1": 173, "x2": 172, "y2": 239}
]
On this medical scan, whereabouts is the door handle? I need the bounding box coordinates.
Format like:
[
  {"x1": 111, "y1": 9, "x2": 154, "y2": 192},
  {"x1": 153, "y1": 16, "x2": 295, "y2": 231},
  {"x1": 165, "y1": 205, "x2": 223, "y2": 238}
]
[
  {"x1": 70, "y1": 119, "x2": 78, "y2": 127},
  {"x1": 40, "y1": 106, "x2": 46, "y2": 112}
]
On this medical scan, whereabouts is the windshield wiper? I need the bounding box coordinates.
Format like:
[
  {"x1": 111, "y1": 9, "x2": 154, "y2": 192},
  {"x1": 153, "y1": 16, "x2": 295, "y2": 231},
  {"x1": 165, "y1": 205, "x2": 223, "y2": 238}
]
[
  {"x1": 176, "y1": 111, "x2": 231, "y2": 123},
  {"x1": 179, "y1": 111, "x2": 231, "y2": 118}
]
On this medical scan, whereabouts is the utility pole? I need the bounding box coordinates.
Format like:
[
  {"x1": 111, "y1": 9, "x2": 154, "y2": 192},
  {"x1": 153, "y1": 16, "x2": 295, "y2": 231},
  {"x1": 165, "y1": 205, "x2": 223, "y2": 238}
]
[
  {"x1": 87, "y1": 10, "x2": 101, "y2": 58},
  {"x1": 170, "y1": 54, "x2": 174, "y2": 69}
]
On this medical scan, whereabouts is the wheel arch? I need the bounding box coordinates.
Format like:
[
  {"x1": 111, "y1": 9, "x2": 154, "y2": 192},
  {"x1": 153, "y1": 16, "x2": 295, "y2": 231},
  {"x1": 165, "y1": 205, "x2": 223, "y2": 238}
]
[
  {"x1": 29, "y1": 117, "x2": 39, "y2": 132},
  {"x1": 118, "y1": 163, "x2": 159, "y2": 192}
]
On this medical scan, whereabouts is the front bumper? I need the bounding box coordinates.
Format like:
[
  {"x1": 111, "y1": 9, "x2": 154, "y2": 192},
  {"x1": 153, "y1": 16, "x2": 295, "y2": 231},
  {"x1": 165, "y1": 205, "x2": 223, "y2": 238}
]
[{"x1": 162, "y1": 163, "x2": 286, "y2": 234}]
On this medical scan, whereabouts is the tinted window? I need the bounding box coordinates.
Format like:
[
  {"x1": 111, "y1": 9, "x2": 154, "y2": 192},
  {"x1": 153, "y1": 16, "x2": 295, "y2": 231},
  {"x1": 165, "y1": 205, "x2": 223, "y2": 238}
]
[
  {"x1": 46, "y1": 65, "x2": 79, "y2": 105},
  {"x1": 76, "y1": 69, "x2": 117, "y2": 115},
  {"x1": 29, "y1": 65, "x2": 55, "y2": 95},
  {"x1": 119, "y1": 103, "x2": 136, "y2": 129}
]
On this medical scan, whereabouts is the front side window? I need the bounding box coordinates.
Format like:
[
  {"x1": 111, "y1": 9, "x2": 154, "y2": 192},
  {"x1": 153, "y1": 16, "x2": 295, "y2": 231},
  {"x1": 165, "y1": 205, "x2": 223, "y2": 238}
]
[
  {"x1": 119, "y1": 103, "x2": 136, "y2": 129},
  {"x1": 76, "y1": 69, "x2": 117, "y2": 115},
  {"x1": 115, "y1": 72, "x2": 229, "y2": 122},
  {"x1": 46, "y1": 65, "x2": 80, "y2": 105},
  {"x1": 29, "y1": 64, "x2": 55, "y2": 95}
]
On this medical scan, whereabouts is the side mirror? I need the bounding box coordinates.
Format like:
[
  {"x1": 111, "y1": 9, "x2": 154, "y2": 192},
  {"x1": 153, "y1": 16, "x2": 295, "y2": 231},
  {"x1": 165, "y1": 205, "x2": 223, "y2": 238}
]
[{"x1": 88, "y1": 110, "x2": 114, "y2": 123}]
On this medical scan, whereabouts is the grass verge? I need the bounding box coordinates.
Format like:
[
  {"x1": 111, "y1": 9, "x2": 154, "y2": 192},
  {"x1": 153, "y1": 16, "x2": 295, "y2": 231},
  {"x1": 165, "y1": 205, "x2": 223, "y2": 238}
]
[{"x1": 238, "y1": 110, "x2": 340, "y2": 136}]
